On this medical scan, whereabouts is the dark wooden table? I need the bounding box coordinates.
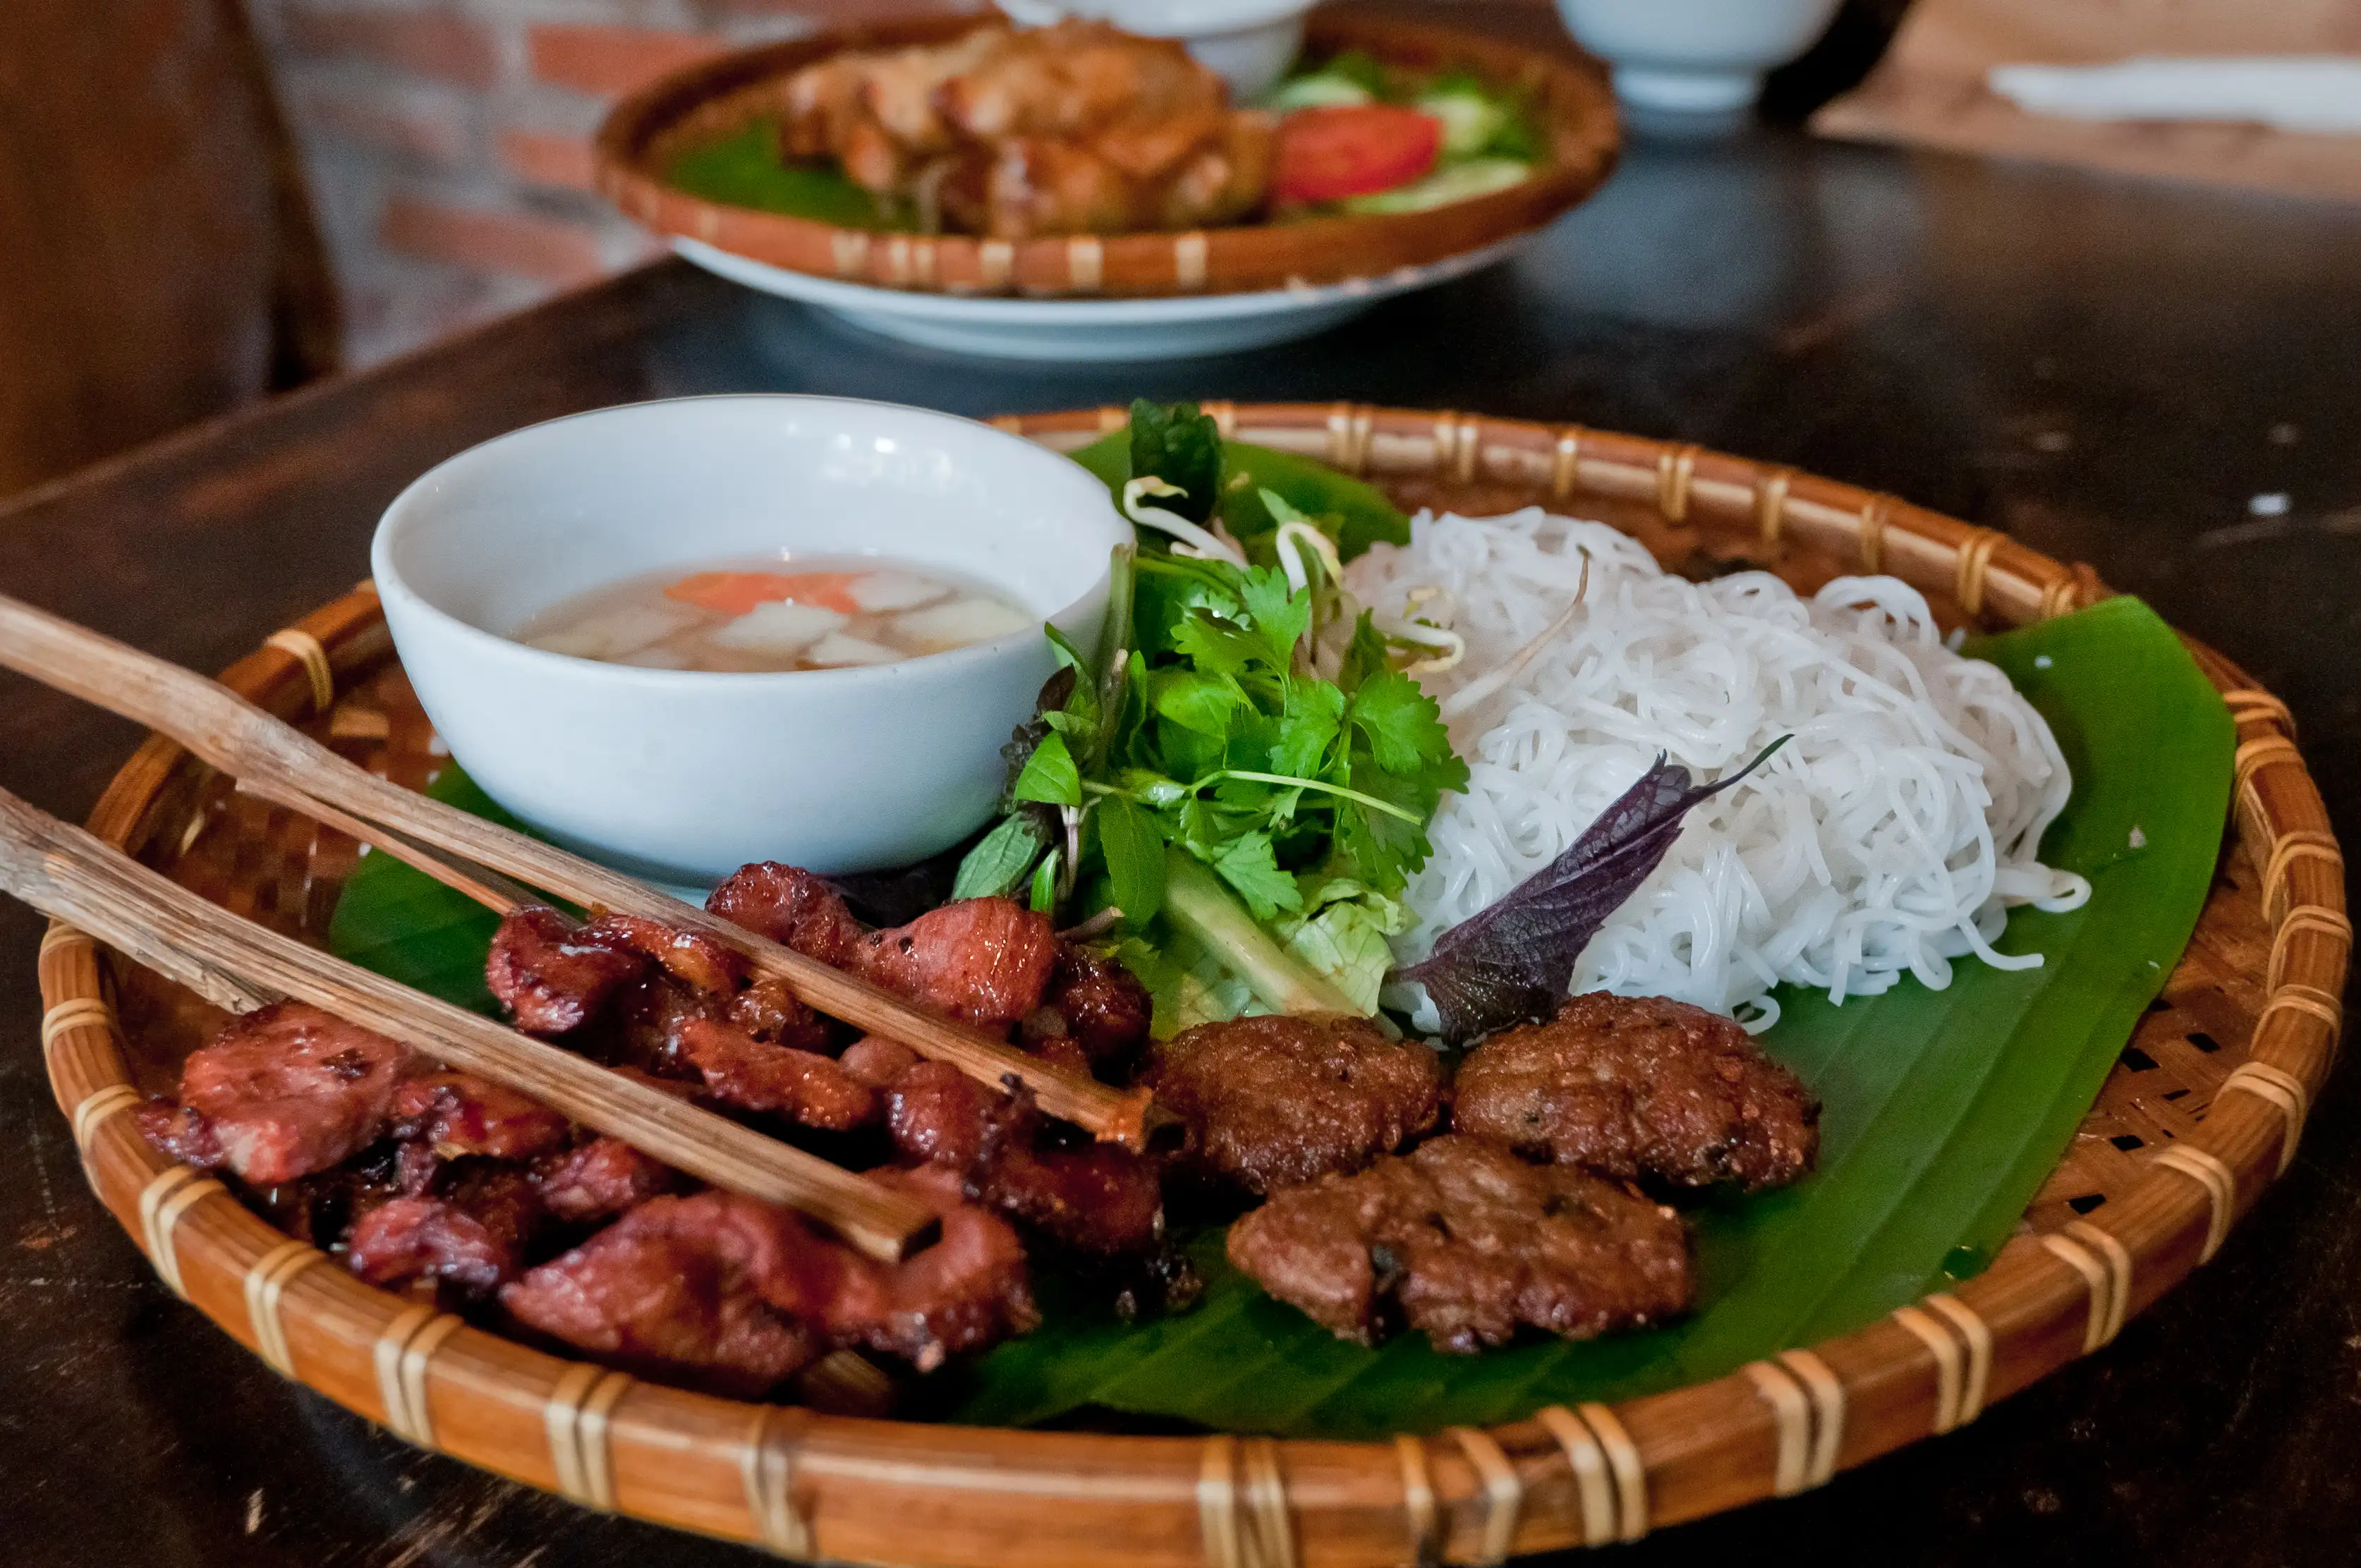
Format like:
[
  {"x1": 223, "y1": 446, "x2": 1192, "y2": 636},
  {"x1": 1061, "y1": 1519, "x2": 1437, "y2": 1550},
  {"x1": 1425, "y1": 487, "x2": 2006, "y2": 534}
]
[{"x1": 6, "y1": 34, "x2": 2361, "y2": 1568}]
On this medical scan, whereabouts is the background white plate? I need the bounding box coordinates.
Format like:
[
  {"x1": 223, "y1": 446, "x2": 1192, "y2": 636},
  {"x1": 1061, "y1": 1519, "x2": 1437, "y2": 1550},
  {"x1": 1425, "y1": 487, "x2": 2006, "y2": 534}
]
[{"x1": 674, "y1": 232, "x2": 1537, "y2": 360}]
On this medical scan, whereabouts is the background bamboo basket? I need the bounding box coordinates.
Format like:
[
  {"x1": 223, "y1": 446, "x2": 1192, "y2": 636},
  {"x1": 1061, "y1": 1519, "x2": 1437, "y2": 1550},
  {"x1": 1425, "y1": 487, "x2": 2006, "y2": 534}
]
[
  {"x1": 35, "y1": 406, "x2": 2345, "y2": 1567},
  {"x1": 593, "y1": 14, "x2": 1621, "y2": 300}
]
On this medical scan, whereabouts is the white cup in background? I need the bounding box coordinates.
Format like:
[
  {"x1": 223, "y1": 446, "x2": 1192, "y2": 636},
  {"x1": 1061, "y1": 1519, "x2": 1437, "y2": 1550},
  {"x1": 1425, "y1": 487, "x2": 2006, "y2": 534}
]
[{"x1": 1556, "y1": 0, "x2": 1844, "y2": 116}]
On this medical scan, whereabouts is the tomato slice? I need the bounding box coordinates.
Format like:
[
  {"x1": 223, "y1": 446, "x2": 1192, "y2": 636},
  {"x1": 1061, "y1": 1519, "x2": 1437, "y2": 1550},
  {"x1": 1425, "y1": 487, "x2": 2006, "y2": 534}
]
[
  {"x1": 665, "y1": 571, "x2": 861, "y2": 616},
  {"x1": 1271, "y1": 104, "x2": 1443, "y2": 205}
]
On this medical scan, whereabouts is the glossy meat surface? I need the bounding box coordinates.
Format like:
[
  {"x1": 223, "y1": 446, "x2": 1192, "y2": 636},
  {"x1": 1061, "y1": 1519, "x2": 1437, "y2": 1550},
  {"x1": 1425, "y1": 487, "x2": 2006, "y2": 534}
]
[
  {"x1": 154, "y1": 1002, "x2": 410, "y2": 1185},
  {"x1": 1452, "y1": 994, "x2": 1820, "y2": 1192},
  {"x1": 1024, "y1": 942, "x2": 1153, "y2": 1073},
  {"x1": 500, "y1": 1192, "x2": 829, "y2": 1397},
  {"x1": 885, "y1": 1060, "x2": 1163, "y2": 1256},
  {"x1": 485, "y1": 906, "x2": 646, "y2": 1036},
  {"x1": 1145, "y1": 1014, "x2": 1447, "y2": 1196},
  {"x1": 675, "y1": 1016, "x2": 879, "y2": 1131},
  {"x1": 706, "y1": 861, "x2": 866, "y2": 969},
  {"x1": 1227, "y1": 1136, "x2": 1694, "y2": 1353},
  {"x1": 856, "y1": 898, "x2": 1057, "y2": 1028},
  {"x1": 533, "y1": 1136, "x2": 680, "y2": 1224},
  {"x1": 346, "y1": 1165, "x2": 543, "y2": 1297},
  {"x1": 389, "y1": 1071, "x2": 570, "y2": 1162},
  {"x1": 834, "y1": 1164, "x2": 1039, "y2": 1372}
]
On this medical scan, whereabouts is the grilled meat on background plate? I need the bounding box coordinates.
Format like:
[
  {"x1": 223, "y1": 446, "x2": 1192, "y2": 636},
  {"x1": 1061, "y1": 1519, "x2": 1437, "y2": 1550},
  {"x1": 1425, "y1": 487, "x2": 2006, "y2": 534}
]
[{"x1": 779, "y1": 21, "x2": 1274, "y2": 239}]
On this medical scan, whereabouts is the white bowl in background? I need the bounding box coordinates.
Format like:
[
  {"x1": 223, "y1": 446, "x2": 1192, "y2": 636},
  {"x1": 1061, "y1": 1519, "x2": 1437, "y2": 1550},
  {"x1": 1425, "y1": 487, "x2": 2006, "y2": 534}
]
[
  {"x1": 372, "y1": 396, "x2": 1127, "y2": 885},
  {"x1": 997, "y1": 0, "x2": 1310, "y2": 102},
  {"x1": 1555, "y1": 0, "x2": 1843, "y2": 115}
]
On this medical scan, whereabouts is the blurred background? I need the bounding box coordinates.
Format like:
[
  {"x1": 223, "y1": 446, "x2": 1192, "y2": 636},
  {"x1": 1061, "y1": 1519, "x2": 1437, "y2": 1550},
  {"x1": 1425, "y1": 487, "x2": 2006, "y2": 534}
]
[
  {"x1": 8, "y1": 0, "x2": 2353, "y2": 502},
  {"x1": 0, "y1": 0, "x2": 1918, "y2": 501}
]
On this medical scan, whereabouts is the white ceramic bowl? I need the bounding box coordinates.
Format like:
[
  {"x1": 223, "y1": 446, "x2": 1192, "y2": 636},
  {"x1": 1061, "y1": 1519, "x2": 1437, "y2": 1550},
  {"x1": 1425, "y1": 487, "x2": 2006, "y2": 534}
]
[
  {"x1": 1555, "y1": 0, "x2": 1843, "y2": 114},
  {"x1": 372, "y1": 396, "x2": 1128, "y2": 885},
  {"x1": 997, "y1": 0, "x2": 1309, "y2": 101}
]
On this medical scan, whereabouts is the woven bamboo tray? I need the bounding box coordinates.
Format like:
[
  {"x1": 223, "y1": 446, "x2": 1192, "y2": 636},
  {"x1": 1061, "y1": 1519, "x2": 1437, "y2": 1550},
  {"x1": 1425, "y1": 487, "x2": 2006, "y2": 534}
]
[
  {"x1": 593, "y1": 13, "x2": 1620, "y2": 300},
  {"x1": 37, "y1": 406, "x2": 2345, "y2": 1565}
]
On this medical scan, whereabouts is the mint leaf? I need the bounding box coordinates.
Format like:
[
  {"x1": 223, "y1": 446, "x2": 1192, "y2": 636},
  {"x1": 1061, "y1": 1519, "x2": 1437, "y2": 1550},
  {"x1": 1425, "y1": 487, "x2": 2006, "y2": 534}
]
[
  {"x1": 952, "y1": 813, "x2": 1052, "y2": 900},
  {"x1": 1097, "y1": 796, "x2": 1167, "y2": 928},
  {"x1": 1012, "y1": 731, "x2": 1081, "y2": 807}
]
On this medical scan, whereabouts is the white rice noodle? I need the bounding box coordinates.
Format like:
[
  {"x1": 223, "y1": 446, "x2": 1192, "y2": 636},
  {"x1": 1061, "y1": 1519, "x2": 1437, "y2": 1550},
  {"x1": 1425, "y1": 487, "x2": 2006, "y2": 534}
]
[{"x1": 1347, "y1": 508, "x2": 2092, "y2": 1031}]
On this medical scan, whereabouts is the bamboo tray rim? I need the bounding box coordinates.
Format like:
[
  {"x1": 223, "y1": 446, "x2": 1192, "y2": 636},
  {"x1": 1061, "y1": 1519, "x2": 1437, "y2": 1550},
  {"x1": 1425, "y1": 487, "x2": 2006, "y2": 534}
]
[
  {"x1": 591, "y1": 12, "x2": 1622, "y2": 302},
  {"x1": 35, "y1": 406, "x2": 2348, "y2": 1567}
]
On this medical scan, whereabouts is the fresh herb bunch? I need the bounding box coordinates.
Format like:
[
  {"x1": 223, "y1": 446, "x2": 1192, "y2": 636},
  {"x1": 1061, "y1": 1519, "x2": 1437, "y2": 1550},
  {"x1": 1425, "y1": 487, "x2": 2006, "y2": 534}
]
[{"x1": 954, "y1": 401, "x2": 1465, "y2": 1023}]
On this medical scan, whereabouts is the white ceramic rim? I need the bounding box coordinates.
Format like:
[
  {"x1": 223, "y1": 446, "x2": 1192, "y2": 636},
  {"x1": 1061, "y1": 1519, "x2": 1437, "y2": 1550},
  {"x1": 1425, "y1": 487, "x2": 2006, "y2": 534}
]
[
  {"x1": 370, "y1": 393, "x2": 1125, "y2": 693},
  {"x1": 673, "y1": 231, "x2": 1533, "y2": 324}
]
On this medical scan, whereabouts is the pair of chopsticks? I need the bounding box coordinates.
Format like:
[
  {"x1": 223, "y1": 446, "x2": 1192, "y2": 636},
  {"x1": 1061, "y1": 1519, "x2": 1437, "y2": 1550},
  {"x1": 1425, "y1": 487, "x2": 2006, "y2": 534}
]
[{"x1": 0, "y1": 592, "x2": 1164, "y2": 1263}]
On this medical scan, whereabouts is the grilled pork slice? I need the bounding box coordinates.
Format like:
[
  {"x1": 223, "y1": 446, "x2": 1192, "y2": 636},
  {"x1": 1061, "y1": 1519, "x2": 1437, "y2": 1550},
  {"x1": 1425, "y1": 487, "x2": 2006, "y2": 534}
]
[
  {"x1": 1452, "y1": 994, "x2": 1820, "y2": 1193},
  {"x1": 135, "y1": 1002, "x2": 409, "y2": 1185},
  {"x1": 884, "y1": 1059, "x2": 1164, "y2": 1258},
  {"x1": 707, "y1": 862, "x2": 1061, "y2": 1031},
  {"x1": 1143, "y1": 1014, "x2": 1447, "y2": 1197},
  {"x1": 500, "y1": 1193, "x2": 829, "y2": 1397},
  {"x1": 1227, "y1": 1136, "x2": 1694, "y2": 1353},
  {"x1": 531, "y1": 1135, "x2": 680, "y2": 1225},
  {"x1": 388, "y1": 1070, "x2": 570, "y2": 1162},
  {"x1": 501, "y1": 1179, "x2": 1036, "y2": 1393},
  {"x1": 485, "y1": 906, "x2": 647, "y2": 1036},
  {"x1": 346, "y1": 1164, "x2": 545, "y2": 1298}
]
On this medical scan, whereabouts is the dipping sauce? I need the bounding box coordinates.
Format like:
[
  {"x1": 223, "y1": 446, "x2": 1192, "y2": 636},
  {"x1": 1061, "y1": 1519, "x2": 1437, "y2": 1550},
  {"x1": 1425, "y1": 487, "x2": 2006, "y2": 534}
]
[{"x1": 514, "y1": 557, "x2": 1036, "y2": 672}]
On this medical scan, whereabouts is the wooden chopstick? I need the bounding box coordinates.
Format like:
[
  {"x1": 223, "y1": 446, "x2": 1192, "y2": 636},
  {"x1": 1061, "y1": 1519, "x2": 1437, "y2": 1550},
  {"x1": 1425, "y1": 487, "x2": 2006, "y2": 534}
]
[
  {"x1": 235, "y1": 776, "x2": 542, "y2": 917},
  {"x1": 0, "y1": 592, "x2": 1165, "y2": 1151},
  {"x1": 0, "y1": 786, "x2": 937, "y2": 1264}
]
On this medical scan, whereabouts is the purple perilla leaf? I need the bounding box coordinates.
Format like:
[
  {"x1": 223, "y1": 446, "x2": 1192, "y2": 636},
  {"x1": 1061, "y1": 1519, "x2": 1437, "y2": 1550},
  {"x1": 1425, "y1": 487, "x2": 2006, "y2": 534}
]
[{"x1": 1399, "y1": 739, "x2": 1788, "y2": 1046}]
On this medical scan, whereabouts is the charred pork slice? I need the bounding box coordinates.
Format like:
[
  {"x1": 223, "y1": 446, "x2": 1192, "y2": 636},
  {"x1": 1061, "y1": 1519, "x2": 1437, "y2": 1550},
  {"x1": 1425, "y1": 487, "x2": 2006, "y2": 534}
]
[
  {"x1": 1021, "y1": 942, "x2": 1153, "y2": 1076},
  {"x1": 500, "y1": 1193, "x2": 827, "y2": 1398},
  {"x1": 1227, "y1": 1136, "x2": 1692, "y2": 1354},
  {"x1": 885, "y1": 1060, "x2": 1165, "y2": 1257},
  {"x1": 707, "y1": 862, "x2": 1059, "y2": 1030},
  {"x1": 850, "y1": 898, "x2": 1058, "y2": 1030},
  {"x1": 706, "y1": 861, "x2": 867, "y2": 969},
  {"x1": 502, "y1": 1179, "x2": 1035, "y2": 1392},
  {"x1": 531, "y1": 1136, "x2": 681, "y2": 1224},
  {"x1": 485, "y1": 906, "x2": 648, "y2": 1035},
  {"x1": 831, "y1": 1164, "x2": 1039, "y2": 1372},
  {"x1": 389, "y1": 1071, "x2": 570, "y2": 1162},
  {"x1": 1452, "y1": 994, "x2": 1819, "y2": 1192},
  {"x1": 1143, "y1": 1014, "x2": 1447, "y2": 1197},
  {"x1": 346, "y1": 1164, "x2": 544, "y2": 1298},
  {"x1": 674, "y1": 1016, "x2": 879, "y2": 1130},
  {"x1": 137, "y1": 1002, "x2": 409, "y2": 1185}
]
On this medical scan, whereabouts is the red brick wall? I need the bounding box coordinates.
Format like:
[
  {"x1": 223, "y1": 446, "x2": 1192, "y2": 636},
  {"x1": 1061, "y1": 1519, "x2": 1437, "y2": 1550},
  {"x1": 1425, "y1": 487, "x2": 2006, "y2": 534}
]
[{"x1": 246, "y1": 0, "x2": 979, "y2": 364}]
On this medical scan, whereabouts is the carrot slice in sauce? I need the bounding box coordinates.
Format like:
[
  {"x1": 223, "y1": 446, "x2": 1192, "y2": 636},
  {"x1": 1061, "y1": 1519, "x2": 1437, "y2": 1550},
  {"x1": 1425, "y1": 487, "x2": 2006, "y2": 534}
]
[{"x1": 665, "y1": 571, "x2": 863, "y2": 616}]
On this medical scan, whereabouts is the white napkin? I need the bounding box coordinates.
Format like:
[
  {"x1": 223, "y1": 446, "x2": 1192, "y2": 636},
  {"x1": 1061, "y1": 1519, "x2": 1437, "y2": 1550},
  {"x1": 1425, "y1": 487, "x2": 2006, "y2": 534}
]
[{"x1": 1989, "y1": 56, "x2": 2361, "y2": 136}]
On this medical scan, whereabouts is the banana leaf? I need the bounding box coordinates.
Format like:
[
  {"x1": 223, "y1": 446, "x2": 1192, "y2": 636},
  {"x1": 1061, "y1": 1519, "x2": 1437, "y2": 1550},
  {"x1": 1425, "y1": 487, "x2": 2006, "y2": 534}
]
[{"x1": 327, "y1": 596, "x2": 2233, "y2": 1439}]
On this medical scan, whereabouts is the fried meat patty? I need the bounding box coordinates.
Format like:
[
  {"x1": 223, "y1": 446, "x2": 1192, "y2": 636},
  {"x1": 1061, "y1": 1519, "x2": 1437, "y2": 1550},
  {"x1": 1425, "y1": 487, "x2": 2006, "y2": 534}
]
[
  {"x1": 1144, "y1": 1014, "x2": 1447, "y2": 1196},
  {"x1": 1227, "y1": 1135, "x2": 1692, "y2": 1353},
  {"x1": 1452, "y1": 994, "x2": 1819, "y2": 1192}
]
